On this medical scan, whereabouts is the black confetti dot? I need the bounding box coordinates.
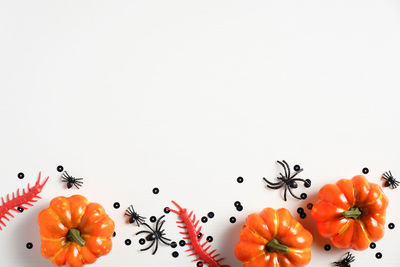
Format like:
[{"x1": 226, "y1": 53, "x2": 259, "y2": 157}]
[
  {"x1": 26, "y1": 242, "x2": 33, "y2": 249},
  {"x1": 207, "y1": 212, "x2": 214, "y2": 219},
  {"x1": 201, "y1": 216, "x2": 208, "y2": 223},
  {"x1": 113, "y1": 202, "x2": 120, "y2": 209},
  {"x1": 234, "y1": 201, "x2": 241, "y2": 207},
  {"x1": 236, "y1": 205, "x2": 243, "y2": 212},
  {"x1": 300, "y1": 213, "x2": 306, "y2": 219},
  {"x1": 370, "y1": 242, "x2": 376, "y2": 249},
  {"x1": 164, "y1": 207, "x2": 170, "y2": 214},
  {"x1": 304, "y1": 179, "x2": 311, "y2": 188},
  {"x1": 139, "y1": 238, "x2": 146, "y2": 245},
  {"x1": 152, "y1": 187, "x2": 159, "y2": 194},
  {"x1": 237, "y1": 176, "x2": 244, "y2": 183},
  {"x1": 125, "y1": 239, "x2": 131, "y2": 246},
  {"x1": 388, "y1": 223, "x2": 395, "y2": 229},
  {"x1": 17, "y1": 207, "x2": 24, "y2": 213},
  {"x1": 294, "y1": 165, "x2": 301, "y2": 171},
  {"x1": 150, "y1": 216, "x2": 157, "y2": 223},
  {"x1": 307, "y1": 203, "x2": 313, "y2": 210},
  {"x1": 113, "y1": 232, "x2": 116, "y2": 237},
  {"x1": 197, "y1": 262, "x2": 204, "y2": 267},
  {"x1": 297, "y1": 207, "x2": 304, "y2": 214},
  {"x1": 206, "y1": 236, "x2": 213, "y2": 242},
  {"x1": 179, "y1": 240, "x2": 186, "y2": 247},
  {"x1": 230, "y1": 216, "x2": 236, "y2": 223},
  {"x1": 300, "y1": 193, "x2": 307, "y2": 200},
  {"x1": 197, "y1": 232, "x2": 202, "y2": 239},
  {"x1": 362, "y1": 168, "x2": 369, "y2": 174},
  {"x1": 18, "y1": 172, "x2": 24, "y2": 179},
  {"x1": 324, "y1": 244, "x2": 331, "y2": 251},
  {"x1": 375, "y1": 252, "x2": 382, "y2": 259},
  {"x1": 172, "y1": 251, "x2": 179, "y2": 258},
  {"x1": 57, "y1": 165, "x2": 64, "y2": 172},
  {"x1": 170, "y1": 241, "x2": 177, "y2": 248}
]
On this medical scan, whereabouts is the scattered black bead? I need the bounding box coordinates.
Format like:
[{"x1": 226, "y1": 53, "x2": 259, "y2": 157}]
[
  {"x1": 150, "y1": 216, "x2": 157, "y2": 223},
  {"x1": 230, "y1": 216, "x2": 236, "y2": 223},
  {"x1": 201, "y1": 216, "x2": 208, "y2": 223},
  {"x1": 370, "y1": 242, "x2": 376, "y2": 249},
  {"x1": 125, "y1": 239, "x2": 131, "y2": 246},
  {"x1": 172, "y1": 251, "x2": 179, "y2": 258},
  {"x1": 139, "y1": 238, "x2": 146, "y2": 245},
  {"x1": 26, "y1": 242, "x2": 33, "y2": 249},
  {"x1": 113, "y1": 232, "x2": 116, "y2": 237},
  {"x1": 304, "y1": 179, "x2": 311, "y2": 188},
  {"x1": 297, "y1": 207, "x2": 304, "y2": 214},
  {"x1": 206, "y1": 236, "x2": 213, "y2": 242},
  {"x1": 236, "y1": 205, "x2": 243, "y2": 212},
  {"x1": 164, "y1": 207, "x2": 170, "y2": 214},
  {"x1": 197, "y1": 262, "x2": 204, "y2": 267},
  {"x1": 18, "y1": 172, "x2": 24, "y2": 179},
  {"x1": 152, "y1": 187, "x2": 159, "y2": 194},
  {"x1": 300, "y1": 213, "x2": 306, "y2": 219},
  {"x1": 300, "y1": 193, "x2": 307, "y2": 200},
  {"x1": 237, "y1": 176, "x2": 244, "y2": 183},
  {"x1": 170, "y1": 241, "x2": 177, "y2": 248},
  {"x1": 179, "y1": 240, "x2": 186, "y2": 247},
  {"x1": 113, "y1": 202, "x2": 120, "y2": 209},
  {"x1": 197, "y1": 232, "x2": 202, "y2": 239},
  {"x1": 375, "y1": 252, "x2": 382, "y2": 259},
  {"x1": 17, "y1": 207, "x2": 24, "y2": 213},
  {"x1": 207, "y1": 212, "x2": 214, "y2": 219},
  {"x1": 234, "y1": 201, "x2": 241, "y2": 207},
  {"x1": 362, "y1": 168, "x2": 369, "y2": 174},
  {"x1": 324, "y1": 244, "x2": 331, "y2": 251},
  {"x1": 307, "y1": 203, "x2": 313, "y2": 210},
  {"x1": 57, "y1": 165, "x2": 64, "y2": 172},
  {"x1": 388, "y1": 223, "x2": 395, "y2": 229},
  {"x1": 294, "y1": 165, "x2": 301, "y2": 171}
]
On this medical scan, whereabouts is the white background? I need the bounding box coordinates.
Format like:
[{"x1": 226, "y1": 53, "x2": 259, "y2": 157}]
[{"x1": 0, "y1": 1, "x2": 399, "y2": 266}]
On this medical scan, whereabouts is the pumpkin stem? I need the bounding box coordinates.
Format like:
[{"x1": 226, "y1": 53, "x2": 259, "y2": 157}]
[
  {"x1": 343, "y1": 206, "x2": 362, "y2": 219},
  {"x1": 67, "y1": 228, "x2": 86, "y2": 246},
  {"x1": 265, "y1": 238, "x2": 289, "y2": 253}
]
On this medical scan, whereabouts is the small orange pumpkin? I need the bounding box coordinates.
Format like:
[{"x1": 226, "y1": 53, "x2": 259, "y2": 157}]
[{"x1": 235, "y1": 207, "x2": 312, "y2": 267}]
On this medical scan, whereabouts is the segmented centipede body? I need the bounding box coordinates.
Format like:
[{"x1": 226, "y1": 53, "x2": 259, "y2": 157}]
[
  {"x1": 0, "y1": 172, "x2": 49, "y2": 230},
  {"x1": 167, "y1": 201, "x2": 230, "y2": 267}
]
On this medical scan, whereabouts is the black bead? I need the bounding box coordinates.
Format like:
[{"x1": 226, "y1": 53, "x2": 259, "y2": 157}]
[
  {"x1": 297, "y1": 207, "x2": 304, "y2": 214},
  {"x1": 113, "y1": 202, "x2": 120, "y2": 209},
  {"x1": 307, "y1": 203, "x2": 313, "y2": 210},
  {"x1": 17, "y1": 207, "x2": 24, "y2": 213},
  {"x1": 125, "y1": 239, "x2": 131, "y2": 246},
  {"x1": 150, "y1": 216, "x2": 157, "y2": 223},
  {"x1": 375, "y1": 252, "x2": 382, "y2": 259},
  {"x1": 197, "y1": 262, "x2": 204, "y2": 267},
  {"x1": 362, "y1": 168, "x2": 369, "y2": 174},
  {"x1": 170, "y1": 241, "x2": 177, "y2": 248},
  {"x1": 152, "y1": 187, "x2": 159, "y2": 194},
  {"x1": 18, "y1": 172, "x2": 24, "y2": 179},
  {"x1": 113, "y1": 232, "x2": 116, "y2": 237},
  {"x1": 139, "y1": 238, "x2": 146, "y2": 245},
  {"x1": 26, "y1": 242, "x2": 33, "y2": 249},
  {"x1": 207, "y1": 212, "x2": 214, "y2": 219},
  {"x1": 179, "y1": 240, "x2": 186, "y2": 247},
  {"x1": 300, "y1": 213, "x2": 306, "y2": 219},
  {"x1": 197, "y1": 232, "x2": 202, "y2": 239},
  {"x1": 304, "y1": 179, "x2": 311, "y2": 188},
  {"x1": 230, "y1": 216, "x2": 236, "y2": 223},
  {"x1": 236, "y1": 205, "x2": 243, "y2": 212},
  {"x1": 388, "y1": 223, "x2": 395, "y2": 229},
  {"x1": 294, "y1": 165, "x2": 301, "y2": 171},
  {"x1": 164, "y1": 207, "x2": 170, "y2": 214},
  {"x1": 300, "y1": 193, "x2": 307, "y2": 200},
  {"x1": 234, "y1": 201, "x2": 241, "y2": 207},
  {"x1": 201, "y1": 216, "x2": 208, "y2": 223},
  {"x1": 172, "y1": 251, "x2": 179, "y2": 258},
  {"x1": 237, "y1": 176, "x2": 244, "y2": 183},
  {"x1": 324, "y1": 244, "x2": 331, "y2": 251},
  {"x1": 57, "y1": 165, "x2": 64, "y2": 172},
  {"x1": 206, "y1": 236, "x2": 213, "y2": 242},
  {"x1": 370, "y1": 242, "x2": 376, "y2": 249}
]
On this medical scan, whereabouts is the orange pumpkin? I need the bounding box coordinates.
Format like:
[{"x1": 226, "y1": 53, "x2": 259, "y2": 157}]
[
  {"x1": 38, "y1": 195, "x2": 115, "y2": 267},
  {"x1": 235, "y1": 207, "x2": 312, "y2": 267},
  {"x1": 311, "y1": 175, "x2": 388, "y2": 250}
]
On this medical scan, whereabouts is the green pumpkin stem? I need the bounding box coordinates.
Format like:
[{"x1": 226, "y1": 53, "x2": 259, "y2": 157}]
[
  {"x1": 343, "y1": 206, "x2": 362, "y2": 219},
  {"x1": 265, "y1": 238, "x2": 289, "y2": 253},
  {"x1": 67, "y1": 228, "x2": 86, "y2": 246}
]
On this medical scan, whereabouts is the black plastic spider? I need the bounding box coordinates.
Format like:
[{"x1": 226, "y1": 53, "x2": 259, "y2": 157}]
[
  {"x1": 61, "y1": 171, "x2": 83, "y2": 189},
  {"x1": 263, "y1": 160, "x2": 311, "y2": 201},
  {"x1": 332, "y1": 252, "x2": 355, "y2": 267},
  {"x1": 382, "y1": 171, "x2": 399, "y2": 189},
  {"x1": 135, "y1": 215, "x2": 171, "y2": 255},
  {"x1": 125, "y1": 205, "x2": 146, "y2": 226}
]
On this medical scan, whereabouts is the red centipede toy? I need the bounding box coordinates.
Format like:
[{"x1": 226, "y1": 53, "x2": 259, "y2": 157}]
[
  {"x1": 167, "y1": 200, "x2": 230, "y2": 267},
  {"x1": 0, "y1": 172, "x2": 49, "y2": 230}
]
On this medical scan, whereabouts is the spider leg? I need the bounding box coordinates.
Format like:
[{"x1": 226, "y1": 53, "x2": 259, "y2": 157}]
[
  {"x1": 267, "y1": 185, "x2": 284, "y2": 189},
  {"x1": 141, "y1": 239, "x2": 155, "y2": 252},
  {"x1": 73, "y1": 183, "x2": 82, "y2": 189},
  {"x1": 157, "y1": 220, "x2": 166, "y2": 233},
  {"x1": 288, "y1": 186, "x2": 302, "y2": 200},
  {"x1": 277, "y1": 161, "x2": 288, "y2": 179},
  {"x1": 263, "y1": 177, "x2": 282, "y2": 186},
  {"x1": 291, "y1": 178, "x2": 307, "y2": 184},
  {"x1": 136, "y1": 230, "x2": 153, "y2": 236},
  {"x1": 283, "y1": 186, "x2": 288, "y2": 201},
  {"x1": 74, "y1": 178, "x2": 83, "y2": 181},
  {"x1": 152, "y1": 240, "x2": 159, "y2": 255},
  {"x1": 159, "y1": 236, "x2": 171, "y2": 245},
  {"x1": 283, "y1": 160, "x2": 291, "y2": 179},
  {"x1": 155, "y1": 215, "x2": 165, "y2": 231}
]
